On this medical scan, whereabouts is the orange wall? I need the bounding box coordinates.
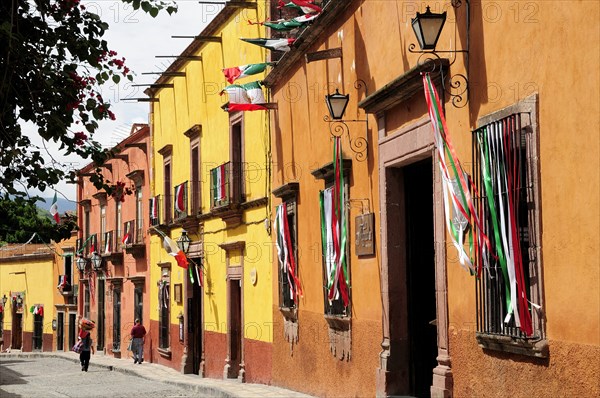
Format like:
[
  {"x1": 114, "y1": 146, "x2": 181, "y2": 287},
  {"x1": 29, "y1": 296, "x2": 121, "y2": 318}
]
[{"x1": 269, "y1": 0, "x2": 599, "y2": 396}]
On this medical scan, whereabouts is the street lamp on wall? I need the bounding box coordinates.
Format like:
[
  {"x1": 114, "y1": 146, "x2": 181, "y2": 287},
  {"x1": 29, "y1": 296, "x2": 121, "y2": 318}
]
[
  {"x1": 91, "y1": 252, "x2": 103, "y2": 271},
  {"x1": 323, "y1": 80, "x2": 369, "y2": 162},
  {"x1": 325, "y1": 90, "x2": 350, "y2": 120},
  {"x1": 408, "y1": 1, "x2": 470, "y2": 108},
  {"x1": 177, "y1": 230, "x2": 191, "y2": 255},
  {"x1": 76, "y1": 256, "x2": 87, "y2": 273}
]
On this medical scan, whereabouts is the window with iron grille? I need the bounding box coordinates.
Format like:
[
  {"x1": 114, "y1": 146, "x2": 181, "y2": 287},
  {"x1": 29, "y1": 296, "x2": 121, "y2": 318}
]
[
  {"x1": 472, "y1": 95, "x2": 546, "y2": 356},
  {"x1": 32, "y1": 312, "x2": 43, "y2": 350},
  {"x1": 112, "y1": 287, "x2": 121, "y2": 351}
]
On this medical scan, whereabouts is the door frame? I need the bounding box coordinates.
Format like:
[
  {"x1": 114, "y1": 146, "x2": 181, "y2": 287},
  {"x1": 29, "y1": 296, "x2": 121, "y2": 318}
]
[
  {"x1": 219, "y1": 241, "x2": 245, "y2": 382},
  {"x1": 376, "y1": 115, "x2": 452, "y2": 397}
]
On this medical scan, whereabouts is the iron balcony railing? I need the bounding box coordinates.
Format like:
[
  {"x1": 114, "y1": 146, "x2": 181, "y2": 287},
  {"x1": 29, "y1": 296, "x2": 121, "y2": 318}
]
[
  {"x1": 123, "y1": 220, "x2": 143, "y2": 245},
  {"x1": 149, "y1": 195, "x2": 161, "y2": 226},
  {"x1": 174, "y1": 181, "x2": 189, "y2": 220},
  {"x1": 210, "y1": 161, "x2": 242, "y2": 210}
]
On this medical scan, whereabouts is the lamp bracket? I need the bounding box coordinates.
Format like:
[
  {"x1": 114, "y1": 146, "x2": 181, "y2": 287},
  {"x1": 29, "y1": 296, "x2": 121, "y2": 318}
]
[
  {"x1": 323, "y1": 80, "x2": 369, "y2": 162},
  {"x1": 408, "y1": 0, "x2": 470, "y2": 108}
]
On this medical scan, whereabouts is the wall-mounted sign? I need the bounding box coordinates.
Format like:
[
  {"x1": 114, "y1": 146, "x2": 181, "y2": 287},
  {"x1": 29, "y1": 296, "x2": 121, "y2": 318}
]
[{"x1": 355, "y1": 213, "x2": 375, "y2": 256}]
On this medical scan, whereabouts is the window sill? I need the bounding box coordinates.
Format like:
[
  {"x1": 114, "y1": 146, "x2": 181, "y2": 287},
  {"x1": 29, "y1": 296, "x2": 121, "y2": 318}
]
[
  {"x1": 324, "y1": 314, "x2": 351, "y2": 331},
  {"x1": 476, "y1": 332, "x2": 548, "y2": 358},
  {"x1": 157, "y1": 347, "x2": 172, "y2": 359},
  {"x1": 279, "y1": 306, "x2": 297, "y2": 320}
]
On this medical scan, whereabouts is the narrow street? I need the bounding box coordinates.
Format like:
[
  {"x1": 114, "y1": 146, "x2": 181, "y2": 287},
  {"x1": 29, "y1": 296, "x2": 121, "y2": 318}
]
[{"x1": 0, "y1": 357, "x2": 199, "y2": 398}]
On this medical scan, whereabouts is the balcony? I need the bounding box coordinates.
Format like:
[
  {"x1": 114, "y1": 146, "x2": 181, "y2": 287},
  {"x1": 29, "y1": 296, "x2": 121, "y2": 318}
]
[
  {"x1": 210, "y1": 161, "x2": 243, "y2": 228},
  {"x1": 84, "y1": 233, "x2": 98, "y2": 257},
  {"x1": 123, "y1": 220, "x2": 145, "y2": 257},
  {"x1": 101, "y1": 230, "x2": 123, "y2": 264}
]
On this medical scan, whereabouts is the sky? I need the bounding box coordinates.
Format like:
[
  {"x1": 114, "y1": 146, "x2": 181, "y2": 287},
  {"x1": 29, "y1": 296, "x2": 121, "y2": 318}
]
[{"x1": 26, "y1": 0, "x2": 224, "y2": 204}]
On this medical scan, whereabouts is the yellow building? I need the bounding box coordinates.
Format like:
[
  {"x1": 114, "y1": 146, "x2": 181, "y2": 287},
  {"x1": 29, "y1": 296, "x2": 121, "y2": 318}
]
[
  {"x1": 146, "y1": 1, "x2": 273, "y2": 382},
  {"x1": 0, "y1": 233, "x2": 78, "y2": 352}
]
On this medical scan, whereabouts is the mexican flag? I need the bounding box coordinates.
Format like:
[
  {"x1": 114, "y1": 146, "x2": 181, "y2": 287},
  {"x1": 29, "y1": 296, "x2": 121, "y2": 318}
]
[
  {"x1": 212, "y1": 164, "x2": 227, "y2": 201},
  {"x1": 223, "y1": 63, "x2": 273, "y2": 84},
  {"x1": 249, "y1": 12, "x2": 320, "y2": 32},
  {"x1": 49, "y1": 192, "x2": 60, "y2": 223},
  {"x1": 104, "y1": 232, "x2": 111, "y2": 254},
  {"x1": 150, "y1": 196, "x2": 158, "y2": 220},
  {"x1": 122, "y1": 224, "x2": 131, "y2": 245},
  {"x1": 221, "y1": 81, "x2": 267, "y2": 112},
  {"x1": 162, "y1": 235, "x2": 188, "y2": 269},
  {"x1": 278, "y1": 0, "x2": 322, "y2": 14},
  {"x1": 241, "y1": 38, "x2": 296, "y2": 52},
  {"x1": 175, "y1": 184, "x2": 185, "y2": 213}
]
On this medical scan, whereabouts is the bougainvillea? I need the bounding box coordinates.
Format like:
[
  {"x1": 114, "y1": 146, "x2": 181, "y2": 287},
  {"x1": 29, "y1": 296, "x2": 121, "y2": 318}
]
[{"x1": 0, "y1": 0, "x2": 176, "y2": 199}]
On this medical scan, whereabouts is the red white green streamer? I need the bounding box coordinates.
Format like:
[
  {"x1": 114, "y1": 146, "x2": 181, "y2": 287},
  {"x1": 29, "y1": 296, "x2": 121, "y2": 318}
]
[
  {"x1": 422, "y1": 73, "x2": 488, "y2": 274},
  {"x1": 475, "y1": 117, "x2": 533, "y2": 335},
  {"x1": 275, "y1": 203, "x2": 303, "y2": 303},
  {"x1": 319, "y1": 137, "x2": 349, "y2": 307}
]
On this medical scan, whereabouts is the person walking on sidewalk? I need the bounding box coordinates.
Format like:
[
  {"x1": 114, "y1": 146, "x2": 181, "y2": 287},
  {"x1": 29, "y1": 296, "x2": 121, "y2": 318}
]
[
  {"x1": 79, "y1": 330, "x2": 94, "y2": 372},
  {"x1": 130, "y1": 319, "x2": 146, "y2": 364}
]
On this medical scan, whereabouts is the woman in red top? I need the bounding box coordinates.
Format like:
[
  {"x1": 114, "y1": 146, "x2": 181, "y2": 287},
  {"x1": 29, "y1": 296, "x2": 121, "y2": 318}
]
[{"x1": 130, "y1": 319, "x2": 146, "y2": 364}]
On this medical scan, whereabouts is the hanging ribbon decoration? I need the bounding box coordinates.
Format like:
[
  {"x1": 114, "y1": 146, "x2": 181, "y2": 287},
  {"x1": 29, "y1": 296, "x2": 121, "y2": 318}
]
[
  {"x1": 475, "y1": 116, "x2": 533, "y2": 336},
  {"x1": 275, "y1": 203, "x2": 303, "y2": 303},
  {"x1": 422, "y1": 73, "x2": 493, "y2": 276},
  {"x1": 320, "y1": 137, "x2": 350, "y2": 307}
]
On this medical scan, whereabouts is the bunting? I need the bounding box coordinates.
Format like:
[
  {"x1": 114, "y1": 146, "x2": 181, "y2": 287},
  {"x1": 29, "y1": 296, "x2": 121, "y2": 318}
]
[
  {"x1": 248, "y1": 13, "x2": 319, "y2": 31},
  {"x1": 275, "y1": 203, "x2": 303, "y2": 303},
  {"x1": 241, "y1": 38, "x2": 295, "y2": 52},
  {"x1": 278, "y1": 0, "x2": 322, "y2": 14},
  {"x1": 223, "y1": 63, "x2": 274, "y2": 84}
]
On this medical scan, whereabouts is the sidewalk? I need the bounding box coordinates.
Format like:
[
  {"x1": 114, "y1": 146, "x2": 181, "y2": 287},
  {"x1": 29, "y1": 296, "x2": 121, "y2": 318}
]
[{"x1": 0, "y1": 351, "x2": 313, "y2": 398}]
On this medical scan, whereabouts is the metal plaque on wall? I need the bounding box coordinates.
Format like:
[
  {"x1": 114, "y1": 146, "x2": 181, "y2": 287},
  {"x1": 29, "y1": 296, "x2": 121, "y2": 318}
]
[{"x1": 355, "y1": 213, "x2": 375, "y2": 256}]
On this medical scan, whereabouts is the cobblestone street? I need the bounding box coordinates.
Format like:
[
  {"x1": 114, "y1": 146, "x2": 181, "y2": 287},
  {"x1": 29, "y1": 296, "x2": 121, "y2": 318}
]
[
  {"x1": 0, "y1": 353, "x2": 312, "y2": 398},
  {"x1": 0, "y1": 357, "x2": 199, "y2": 398}
]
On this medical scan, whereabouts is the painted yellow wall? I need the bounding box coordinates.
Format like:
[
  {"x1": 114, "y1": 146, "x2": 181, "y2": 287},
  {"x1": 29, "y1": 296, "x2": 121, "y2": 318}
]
[{"x1": 149, "y1": 3, "x2": 273, "y2": 343}]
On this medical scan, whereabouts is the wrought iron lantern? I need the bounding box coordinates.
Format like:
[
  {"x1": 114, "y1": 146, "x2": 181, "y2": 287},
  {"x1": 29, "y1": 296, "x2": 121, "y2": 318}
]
[
  {"x1": 325, "y1": 89, "x2": 350, "y2": 120},
  {"x1": 91, "y1": 252, "x2": 103, "y2": 271},
  {"x1": 76, "y1": 255, "x2": 87, "y2": 272},
  {"x1": 411, "y1": 6, "x2": 447, "y2": 51},
  {"x1": 177, "y1": 230, "x2": 191, "y2": 255}
]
